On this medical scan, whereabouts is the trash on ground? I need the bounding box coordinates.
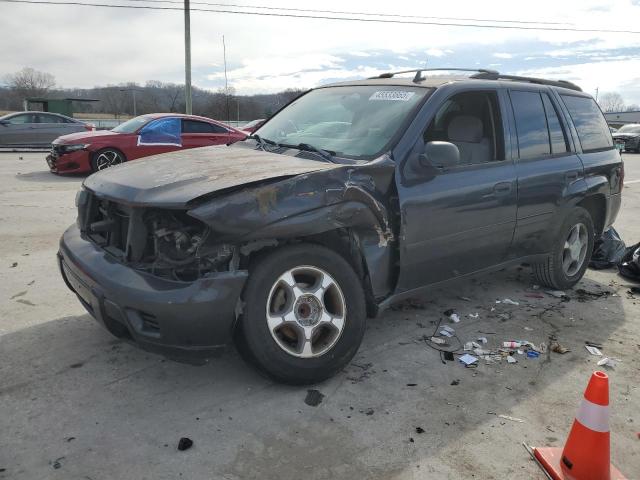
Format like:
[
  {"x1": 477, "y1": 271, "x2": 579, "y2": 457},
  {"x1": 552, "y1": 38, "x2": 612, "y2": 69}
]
[
  {"x1": 527, "y1": 351, "x2": 540, "y2": 358},
  {"x1": 459, "y1": 296, "x2": 471, "y2": 302},
  {"x1": 545, "y1": 290, "x2": 567, "y2": 298},
  {"x1": 507, "y1": 356, "x2": 517, "y2": 364},
  {"x1": 468, "y1": 312, "x2": 479, "y2": 319},
  {"x1": 439, "y1": 329, "x2": 454, "y2": 338},
  {"x1": 618, "y1": 242, "x2": 640, "y2": 282},
  {"x1": 304, "y1": 389, "x2": 325, "y2": 406},
  {"x1": 524, "y1": 326, "x2": 534, "y2": 331},
  {"x1": 503, "y1": 341, "x2": 522, "y2": 348},
  {"x1": 464, "y1": 341, "x2": 481, "y2": 351},
  {"x1": 517, "y1": 349, "x2": 524, "y2": 355},
  {"x1": 177, "y1": 437, "x2": 193, "y2": 451},
  {"x1": 477, "y1": 337, "x2": 488, "y2": 344},
  {"x1": 550, "y1": 341, "x2": 570, "y2": 354},
  {"x1": 597, "y1": 357, "x2": 619, "y2": 369},
  {"x1": 458, "y1": 354, "x2": 478, "y2": 366},
  {"x1": 498, "y1": 414, "x2": 525, "y2": 423},
  {"x1": 415, "y1": 426, "x2": 425, "y2": 434},
  {"x1": 430, "y1": 336, "x2": 446, "y2": 345},
  {"x1": 473, "y1": 348, "x2": 491, "y2": 356},
  {"x1": 590, "y1": 227, "x2": 626, "y2": 269},
  {"x1": 585, "y1": 345, "x2": 603, "y2": 356},
  {"x1": 449, "y1": 313, "x2": 461, "y2": 323},
  {"x1": 10, "y1": 262, "x2": 17, "y2": 268},
  {"x1": 496, "y1": 298, "x2": 520, "y2": 305},
  {"x1": 450, "y1": 379, "x2": 460, "y2": 385}
]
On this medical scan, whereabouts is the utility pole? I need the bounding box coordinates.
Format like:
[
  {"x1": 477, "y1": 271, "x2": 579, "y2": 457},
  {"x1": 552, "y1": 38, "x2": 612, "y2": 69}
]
[
  {"x1": 595, "y1": 87, "x2": 599, "y2": 101},
  {"x1": 184, "y1": 0, "x2": 192, "y2": 114},
  {"x1": 223, "y1": 35, "x2": 230, "y2": 124}
]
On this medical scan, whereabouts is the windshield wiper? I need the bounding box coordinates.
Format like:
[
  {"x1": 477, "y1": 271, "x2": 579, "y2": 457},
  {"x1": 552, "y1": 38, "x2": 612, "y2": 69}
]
[
  {"x1": 247, "y1": 134, "x2": 277, "y2": 150},
  {"x1": 279, "y1": 142, "x2": 336, "y2": 163}
]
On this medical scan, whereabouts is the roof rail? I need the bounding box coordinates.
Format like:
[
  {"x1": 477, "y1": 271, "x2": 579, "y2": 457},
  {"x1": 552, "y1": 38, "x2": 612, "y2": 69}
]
[
  {"x1": 470, "y1": 71, "x2": 582, "y2": 91},
  {"x1": 369, "y1": 68, "x2": 499, "y2": 83}
]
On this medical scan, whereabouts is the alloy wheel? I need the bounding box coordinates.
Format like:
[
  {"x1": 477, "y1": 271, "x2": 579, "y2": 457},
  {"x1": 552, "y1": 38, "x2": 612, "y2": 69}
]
[
  {"x1": 95, "y1": 150, "x2": 123, "y2": 170},
  {"x1": 562, "y1": 223, "x2": 588, "y2": 276}
]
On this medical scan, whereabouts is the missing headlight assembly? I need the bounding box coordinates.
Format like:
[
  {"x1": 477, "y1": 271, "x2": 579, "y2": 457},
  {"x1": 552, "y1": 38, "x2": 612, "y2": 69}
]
[{"x1": 81, "y1": 193, "x2": 234, "y2": 281}]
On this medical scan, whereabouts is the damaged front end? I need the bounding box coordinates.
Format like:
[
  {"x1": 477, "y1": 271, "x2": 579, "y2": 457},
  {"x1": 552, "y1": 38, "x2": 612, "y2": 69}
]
[{"x1": 77, "y1": 193, "x2": 236, "y2": 282}]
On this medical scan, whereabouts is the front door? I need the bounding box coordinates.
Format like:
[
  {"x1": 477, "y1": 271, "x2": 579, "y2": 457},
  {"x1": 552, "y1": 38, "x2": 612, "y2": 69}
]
[{"x1": 396, "y1": 88, "x2": 517, "y2": 293}]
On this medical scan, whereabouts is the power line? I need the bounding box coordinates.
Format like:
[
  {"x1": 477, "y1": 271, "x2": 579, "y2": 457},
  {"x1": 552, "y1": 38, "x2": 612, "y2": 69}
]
[
  {"x1": 2, "y1": 0, "x2": 640, "y2": 34},
  {"x1": 117, "y1": 0, "x2": 574, "y2": 26}
]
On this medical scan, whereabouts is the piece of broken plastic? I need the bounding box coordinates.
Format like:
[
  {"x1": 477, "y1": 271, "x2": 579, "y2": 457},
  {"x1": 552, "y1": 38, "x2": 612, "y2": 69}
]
[
  {"x1": 597, "y1": 357, "x2": 618, "y2": 368},
  {"x1": 468, "y1": 313, "x2": 479, "y2": 319},
  {"x1": 585, "y1": 345, "x2": 603, "y2": 356},
  {"x1": 450, "y1": 313, "x2": 461, "y2": 323},
  {"x1": 459, "y1": 354, "x2": 478, "y2": 365},
  {"x1": 439, "y1": 329, "x2": 453, "y2": 338},
  {"x1": 497, "y1": 298, "x2": 520, "y2": 305},
  {"x1": 507, "y1": 356, "x2": 517, "y2": 364},
  {"x1": 431, "y1": 336, "x2": 446, "y2": 345}
]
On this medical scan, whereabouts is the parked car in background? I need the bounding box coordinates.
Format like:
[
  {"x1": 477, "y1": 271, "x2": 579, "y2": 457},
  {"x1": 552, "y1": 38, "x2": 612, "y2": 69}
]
[
  {"x1": 0, "y1": 111, "x2": 93, "y2": 147},
  {"x1": 241, "y1": 118, "x2": 265, "y2": 133},
  {"x1": 59, "y1": 69, "x2": 622, "y2": 384},
  {"x1": 47, "y1": 113, "x2": 246, "y2": 173},
  {"x1": 612, "y1": 123, "x2": 640, "y2": 152}
]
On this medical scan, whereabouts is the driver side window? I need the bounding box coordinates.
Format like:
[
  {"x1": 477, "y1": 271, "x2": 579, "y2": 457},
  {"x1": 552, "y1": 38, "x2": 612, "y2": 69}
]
[{"x1": 424, "y1": 91, "x2": 505, "y2": 166}]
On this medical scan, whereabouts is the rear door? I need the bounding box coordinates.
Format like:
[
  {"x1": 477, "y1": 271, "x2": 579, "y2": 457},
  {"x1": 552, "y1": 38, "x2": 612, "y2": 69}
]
[
  {"x1": 0, "y1": 113, "x2": 37, "y2": 145},
  {"x1": 181, "y1": 119, "x2": 231, "y2": 148},
  {"x1": 33, "y1": 114, "x2": 84, "y2": 145},
  {"x1": 396, "y1": 87, "x2": 518, "y2": 292},
  {"x1": 507, "y1": 87, "x2": 585, "y2": 257}
]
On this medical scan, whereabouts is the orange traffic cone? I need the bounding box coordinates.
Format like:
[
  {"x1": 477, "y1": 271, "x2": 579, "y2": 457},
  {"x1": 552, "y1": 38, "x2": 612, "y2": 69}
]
[{"x1": 533, "y1": 371, "x2": 626, "y2": 479}]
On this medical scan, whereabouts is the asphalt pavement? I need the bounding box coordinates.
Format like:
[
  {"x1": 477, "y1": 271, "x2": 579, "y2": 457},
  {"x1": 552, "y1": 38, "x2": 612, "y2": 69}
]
[{"x1": 1, "y1": 152, "x2": 639, "y2": 479}]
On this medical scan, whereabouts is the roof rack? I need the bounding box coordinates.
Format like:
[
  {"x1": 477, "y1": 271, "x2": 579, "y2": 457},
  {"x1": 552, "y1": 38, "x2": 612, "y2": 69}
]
[
  {"x1": 368, "y1": 68, "x2": 582, "y2": 92},
  {"x1": 369, "y1": 68, "x2": 499, "y2": 83},
  {"x1": 470, "y1": 71, "x2": 582, "y2": 91}
]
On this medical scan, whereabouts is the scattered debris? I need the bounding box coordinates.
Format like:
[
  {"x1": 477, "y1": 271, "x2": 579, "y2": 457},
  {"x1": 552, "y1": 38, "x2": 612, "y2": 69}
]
[
  {"x1": 527, "y1": 351, "x2": 540, "y2": 359},
  {"x1": 363, "y1": 408, "x2": 374, "y2": 416},
  {"x1": 585, "y1": 345, "x2": 603, "y2": 356},
  {"x1": 51, "y1": 457, "x2": 65, "y2": 469},
  {"x1": 458, "y1": 354, "x2": 478, "y2": 366},
  {"x1": 545, "y1": 290, "x2": 567, "y2": 299},
  {"x1": 597, "y1": 357, "x2": 619, "y2": 369},
  {"x1": 406, "y1": 383, "x2": 417, "y2": 387},
  {"x1": 443, "y1": 351, "x2": 455, "y2": 362},
  {"x1": 496, "y1": 298, "x2": 520, "y2": 305},
  {"x1": 590, "y1": 227, "x2": 626, "y2": 269},
  {"x1": 524, "y1": 326, "x2": 533, "y2": 331},
  {"x1": 477, "y1": 337, "x2": 488, "y2": 344},
  {"x1": 619, "y1": 242, "x2": 640, "y2": 282},
  {"x1": 177, "y1": 437, "x2": 193, "y2": 451},
  {"x1": 468, "y1": 312, "x2": 479, "y2": 319},
  {"x1": 498, "y1": 414, "x2": 525, "y2": 423},
  {"x1": 449, "y1": 313, "x2": 461, "y2": 323},
  {"x1": 507, "y1": 356, "x2": 517, "y2": 364},
  {"x1": 459, "y1": 296, "x2": 472, "y2": 302},
  {"x1": 409, "y1": 437, "x2": 415, "y2": 443},
  {"x1": 9, "y1": 262, "x2": 17, "y2": 268},
  {"x1": 415, "y1": 427, "x2": 425, "y2": 434},
  {"x1": 430, "y1": 336, "x2": 446, "y2": 345},
  {"x1": 450, "y1": 379, "x2": 460, "y2": 386},
  {"x1": 550, "y1": 341, "x2": 570, "y2": 354},
  {"x1": 304, "y1": 389, "x2": 325, "y2": 406},
  {"x1": 503, "y1": 341, "x2": 523, "y2": 348}
]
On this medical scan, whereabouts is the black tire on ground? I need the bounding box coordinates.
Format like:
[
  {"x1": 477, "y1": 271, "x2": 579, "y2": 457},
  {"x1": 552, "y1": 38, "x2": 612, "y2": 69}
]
[
  {"x1": 90, "y1": 148, "x2": 126, "y2": 173},
  {"x1": 532, "y1": 207, "x2": 595, "y2": 290},
  {"x1": 236, "y1": 243, "x2": 367, "y2": 385}
]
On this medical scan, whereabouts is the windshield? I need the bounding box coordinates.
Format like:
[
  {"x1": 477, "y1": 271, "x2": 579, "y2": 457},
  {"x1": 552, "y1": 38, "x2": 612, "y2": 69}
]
[
  {"x1": 112, "y1": 115, "x2": 154, "y2": 133},
  {"x1": 617, "y1": 124, "x2": 640, "y2": 134},
  {"x1": 255, "y1": 85, "x2": 430, "y2": 159}
]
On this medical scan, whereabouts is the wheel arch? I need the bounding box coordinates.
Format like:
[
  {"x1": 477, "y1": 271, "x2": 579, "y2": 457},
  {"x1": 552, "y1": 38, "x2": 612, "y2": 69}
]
[{"x1": 576, "y1": 193, "x2": 607, "y2": 236}]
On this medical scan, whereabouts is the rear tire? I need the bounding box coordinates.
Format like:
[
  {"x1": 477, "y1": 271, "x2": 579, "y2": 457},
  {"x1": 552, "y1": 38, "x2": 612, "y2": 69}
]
[
  {"x1": 236, "y1": 243, "x2": 366, "y2": 385},
  {"x1": 532, "y1": 207, "x2": 594, "y2": 290}
]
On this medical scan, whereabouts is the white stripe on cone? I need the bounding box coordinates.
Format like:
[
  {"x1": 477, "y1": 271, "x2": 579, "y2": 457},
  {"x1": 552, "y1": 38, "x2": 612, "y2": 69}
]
[{"x1": 575, "y1": 399, "x2": 610, "y2": 433}]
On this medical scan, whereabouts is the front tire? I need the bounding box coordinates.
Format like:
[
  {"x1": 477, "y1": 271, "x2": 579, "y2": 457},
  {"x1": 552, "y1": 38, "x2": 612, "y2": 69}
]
[
  {"x1": 237, "y1": 243, "x2": 366, "y2": 385},
  {"x1": 91, "y1": 148, "x2": 125, "y2": 172},
  {"x1": 532, "y1": 207, "x2": 594, "y2": 290}
]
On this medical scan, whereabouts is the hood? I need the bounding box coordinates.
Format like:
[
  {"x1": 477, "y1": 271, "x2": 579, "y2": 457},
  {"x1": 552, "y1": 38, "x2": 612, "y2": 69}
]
[
  {"x1": 54, "y1": 129, "x2": 120, "y2": 144},
  {"x1": 83, "y1": 144, "x2": 340, "y2": 208}
]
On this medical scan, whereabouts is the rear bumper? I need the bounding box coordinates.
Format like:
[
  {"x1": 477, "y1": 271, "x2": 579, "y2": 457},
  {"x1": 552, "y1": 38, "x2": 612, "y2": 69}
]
[
  {"x1": 58, "y1": 224, "x2": 248, "y2": 359},
  {"x1": 47, "y1": 149, "x2": 91, "y2": 174}
]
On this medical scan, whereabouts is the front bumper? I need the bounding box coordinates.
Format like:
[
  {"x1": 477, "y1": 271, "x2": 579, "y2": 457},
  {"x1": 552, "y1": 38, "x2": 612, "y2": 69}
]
[
  {"x1": 58, "y1": 224, "x2": 248, "y2": 359},
  {"x1": 47, "y1": 149, "x2": 91, "y2": 174}
]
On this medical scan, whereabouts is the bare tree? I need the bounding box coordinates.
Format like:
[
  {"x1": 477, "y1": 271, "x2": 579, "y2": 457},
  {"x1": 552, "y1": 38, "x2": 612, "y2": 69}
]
[
  {"x1": 625, "y1": 103, "x2": 640, "y2": 112},
  {"x1": 598, "y1": 92, "x2": 626, "y2": 112},
  {"x1": 4, "y1": 67, "x2": 55, "y2": 101}
]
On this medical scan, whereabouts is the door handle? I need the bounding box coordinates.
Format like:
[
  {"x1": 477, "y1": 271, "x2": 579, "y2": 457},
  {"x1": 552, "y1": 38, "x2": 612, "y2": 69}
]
[
  {"x1": 493, "y1": 182, "x2": 512, "y2": 196},
  {"x1": 565, "y1": 170, "x2": 579, "y2": 182}
]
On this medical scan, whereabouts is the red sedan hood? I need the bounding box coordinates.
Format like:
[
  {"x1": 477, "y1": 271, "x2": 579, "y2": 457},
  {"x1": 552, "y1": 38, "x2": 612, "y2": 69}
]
[{"x1": 54, "y1": 129, "x2": 121, "y2": 144}]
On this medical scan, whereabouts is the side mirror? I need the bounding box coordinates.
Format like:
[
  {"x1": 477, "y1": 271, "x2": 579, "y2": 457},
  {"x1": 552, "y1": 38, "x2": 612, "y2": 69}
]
[{"x1": 420, "y1": 141, "x2": 460, "y2": 169}]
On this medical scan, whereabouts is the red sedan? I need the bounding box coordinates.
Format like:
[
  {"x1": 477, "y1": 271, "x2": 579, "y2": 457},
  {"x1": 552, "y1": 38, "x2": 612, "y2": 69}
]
[{"x1": 47, "y1": 113, "x2": 246, "y2": 174}]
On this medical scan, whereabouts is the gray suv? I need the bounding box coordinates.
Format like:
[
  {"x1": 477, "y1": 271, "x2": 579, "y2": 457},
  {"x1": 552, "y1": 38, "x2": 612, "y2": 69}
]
[{"x1": 58, "y1": 69, "x2": 623, "y2": 384}]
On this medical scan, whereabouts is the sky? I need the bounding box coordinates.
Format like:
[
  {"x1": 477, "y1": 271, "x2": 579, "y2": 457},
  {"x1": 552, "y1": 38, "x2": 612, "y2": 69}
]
[{"x1": 1, "y1": 0, "x2": 640, "y2": 104}]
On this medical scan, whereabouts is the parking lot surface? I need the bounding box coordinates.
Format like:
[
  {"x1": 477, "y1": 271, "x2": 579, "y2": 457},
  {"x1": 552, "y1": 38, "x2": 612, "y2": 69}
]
[{"x1": 1, "y1": 152, "x2": 639, "y2": 479}]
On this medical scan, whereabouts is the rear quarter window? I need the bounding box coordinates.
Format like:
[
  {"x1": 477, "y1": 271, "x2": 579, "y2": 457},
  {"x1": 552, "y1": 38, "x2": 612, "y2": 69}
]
[{"x1": 560, "y1": 95, "x2": 613, "y2": 152}]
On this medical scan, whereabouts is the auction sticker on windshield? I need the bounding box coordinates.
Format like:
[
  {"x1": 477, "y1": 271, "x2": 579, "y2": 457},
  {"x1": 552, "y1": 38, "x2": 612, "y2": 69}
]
[{"x1": 369, "y1": 91, "x2": 416, "y2": 101}]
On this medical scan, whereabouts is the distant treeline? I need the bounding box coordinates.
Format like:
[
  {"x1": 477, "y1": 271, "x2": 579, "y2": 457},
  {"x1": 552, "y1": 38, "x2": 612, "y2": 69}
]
[{"x1": 0, "y1": 81, "x2": 307, "y2": 121}]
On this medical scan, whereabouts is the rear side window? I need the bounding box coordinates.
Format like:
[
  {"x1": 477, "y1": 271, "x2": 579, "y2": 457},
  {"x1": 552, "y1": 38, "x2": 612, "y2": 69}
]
[
  {"x1": 182, "y1": 119, "x2": 227, "y2": 134},
  {"x1": 541, "y1": 94, "x2": 568, "y2": 154},
  {"x1": 510, "y1": 91, "x2": 550, "y2": 159},
  {"x1": 560, "y1": 95, "x2": 613, "y2": 152}
]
